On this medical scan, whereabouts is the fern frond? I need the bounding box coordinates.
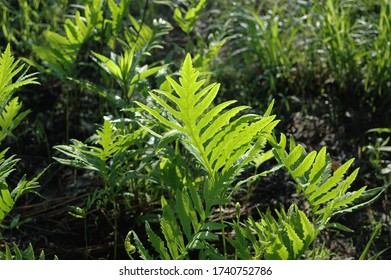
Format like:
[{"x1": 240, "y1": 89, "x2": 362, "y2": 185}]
[
  {"x1": 145, "y1": 221, "x2": 171, "y2": 260},
  {"x1": 0, "y1": 243, "x2": 49, "y2": 260},
  {"x1": 136, "y1": 54, "x2": 278, "y2": 181},
  {"x1": 53, "y1": 120, "x2": 132, "y2": 182},
  {"x1": 0, "y1": 183, "x2": 14, "y2": 224},
  {"x1": 271, "y1": 134, "x2": 367, "y2": 223},
  {"x1": 124, "y1": 15, "x2": 172, "y2": 55},
  {"x1": 0, "y1": 45, "x2": 39, "y2": 101},
  {"x1": 0, "y1": 97, "x2": 30, "y2": 143},
  {"x1": 173, "y1": 0, "x2": 206, "y2": 34}
]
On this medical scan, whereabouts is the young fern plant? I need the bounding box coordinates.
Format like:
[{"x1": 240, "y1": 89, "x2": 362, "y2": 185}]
[
  {"x1": 53, "y1": 118, "x2": 147, "y2": 259},
  {"x1": 70, "y1": 47, "x2": 166, "y2": 112},
  {"x1": 230, "y1": 204, "x2": 316, "y2": 260},
  {"x1": 228, "y1": 133, "x2": 381, "y2": 260},
  {"x1": 130, "y1": 54, "x2": 278, "y2": 259},
  {"x1": 0, "y1": 44, "x2": 45, "y2": 227},
  {"x1": 53, "y1": 119, "x2": 137, "y2": 193},
  {"x1": 135, "y1": 54, "x2": 278, "y2": 207},
  {"x1": 173, "y1": 0, "x2": 207, "y2": 35},
  {"x1": 132, "y1": 54, "x2": 374, "y2": 260},
  {"x1": 227, "y1": 133, "x2": 377, "y2": 260},
  {"x1": 91, "y1": 48, "x2": 166, "y2": 101}
]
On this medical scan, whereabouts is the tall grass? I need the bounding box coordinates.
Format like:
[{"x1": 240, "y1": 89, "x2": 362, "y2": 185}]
[{"x1": 227, "y1": 0, "x2": 391, "y2": 125}]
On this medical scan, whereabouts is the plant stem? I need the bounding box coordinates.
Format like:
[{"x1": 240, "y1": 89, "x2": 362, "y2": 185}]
[{"x1": 219, "y1": 205, "x2": 227, "y2": 258}]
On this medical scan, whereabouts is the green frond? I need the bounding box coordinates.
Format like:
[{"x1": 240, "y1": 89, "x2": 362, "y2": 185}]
[
  {"x1": 92, "y1": 51, "x2": 122, "y2": 78},
  {"x1": 271, "y1": 134, "x2": 370, "y2": 225},
  {"x1": 284, "y1": 221, "x2": 304, "y2": 257},
  {"x1": 160, "y1": 196, "x2": 185, "y2": 259},
  {"x1": 136, "y1": 53, "x2": 278, "y2": 183},
  {"x1": 145, "y1": 221, "x2": 171, "y2": 260},
  {"x1": 30, "y1": 2, "x2": 102, "y2": 78},
  {"x1": 0, "y1": 97, "x2": 30, "y2": 143},
  {"x1": 53, "y1": 119, "x2": 134, "y2": 185},
  {"x1": 135, "y1": 101, "x2": 185, "y2": 132},
  {"x1": 291, "y1": 150, "x2": 317, "y2": 178},
  {"x1": 0, "y1": 44, "x2": 39, "y2": 100}
]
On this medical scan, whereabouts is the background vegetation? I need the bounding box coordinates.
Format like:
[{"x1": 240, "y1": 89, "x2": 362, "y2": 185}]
[{"x1": 0, "y1": 0, "x2": 389, "y2": 259}]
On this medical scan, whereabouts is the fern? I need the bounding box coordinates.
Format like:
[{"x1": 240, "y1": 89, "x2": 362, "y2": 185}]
[
  {"x1": 53, "y1": 119, "x2": 135, "y2": 188},
  {"x1": 173, "y1": 0, "x2": 207, "y2": 34},
  {"x1": 270, "y1": 133, "x2": 374, "y2": 229},
  {"x1": 107, "y1": 0, "x2": 132, "y2": 49},
  {"x1": 0, "y1": 44, "x2": 39, "y2": 107},
  {"x1": 0, "y1": 97, "x2": 30, "y2": 143},
  {"x1": 127, "y1": 187, "x2": 223, "y2": 260},
  {"x1": 130, "y1": 53, "x2": 280, "y2": 260},
  {"x1": 135, "y1": 54, "x2": 278, "y2": 185},
  {"x1": 91, "y1": 48, "x2": 166, "y2": 100},
  {"x1": 29, "y1": 1, "x2": 103, "y2": 78},
  {"x1": 0, "y1": 242, "x2": 56, "y2": 260},
  {"x1": 0, "y1": 148, "x2": 45, "y2": 225},
  {"x1": 230, "y1": 205, "x2": 315, "y2": 260},
  {"x1": 0, "y1": 44, "x2": 43, "y2": 227}
]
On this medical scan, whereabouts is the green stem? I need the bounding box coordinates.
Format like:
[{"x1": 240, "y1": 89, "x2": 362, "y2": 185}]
[{"x1": 219, "y1": 205, "x2": 227, "y2": 258}]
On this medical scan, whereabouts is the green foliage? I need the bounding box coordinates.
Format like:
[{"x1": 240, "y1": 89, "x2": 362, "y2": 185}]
[
  {"x1": 0, "y1": 0, "x2": 69, "y2": 53},
  {"x1": 365, "y1": 0, "x2": 391, "y2": 96},
  {"x1": 173, "y1": 0, "x2": 206, "y2": 34},
  {"x1": 0, "y1": 149, "x2": 19, "y2": 224},
  {"x1": 136, "y1": 54, "x2": 278, "y2": 184},
  {"x1": 269, "y1": 134, "x2": 379, "y2": 232},
  {"x1": 232, "y1": 3, "x2": 302, "y2": 97},
  {"x1": 91, "y1": 48, "x2": 166, "y2": 100},
  {"x1": 53, "y1": 117, "x2": 152, "y2": 258},
  {"x1": 0, "y1": 152, "x2": 45, "y2": 226},
  {"x1": 320, "y1": 0, "x2": 360, "y2": 82},
  {"x1": 364, "y1": 128, "x2": 391, "y2": 177},
  {"x1": 0, "y1": 44, "x2": 44, "y2": 228},
  {"x1": 29, "y1": 0, "x2": 103, "y2": 78},
  {"x1": 0, "y1": 44, "x2": 38, "y2": 105},
  {"x1": 230, "y1": 205, "x2": 315, "y2": 260},
  {"x1": 0, "y1": 97, "x2": 30, "y2": 143},
  {"x1": 106, "y1": 0, "x2": 132, "y2": 49},
  {"x1": 0, "y1": 243, "x2": 48, "y2": 260},
  {"x1": 131, "y1": 53, "x2": 279, "y2": 259},
  {"x1": 124, "y1": 15, "x2": 173, "y2": 55},
  {"x1": 130, "y1": 53, "x2": 371, "y2": 260},
  {"x1": 1, "y1": 0, "x2": 388, "y2": 261},
  {"x1": 127, "y1": 186, "x2": 225, "y2": 260},
  {"x1": 53, "y1": 119, "x2": 137, "y2": 189}
]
